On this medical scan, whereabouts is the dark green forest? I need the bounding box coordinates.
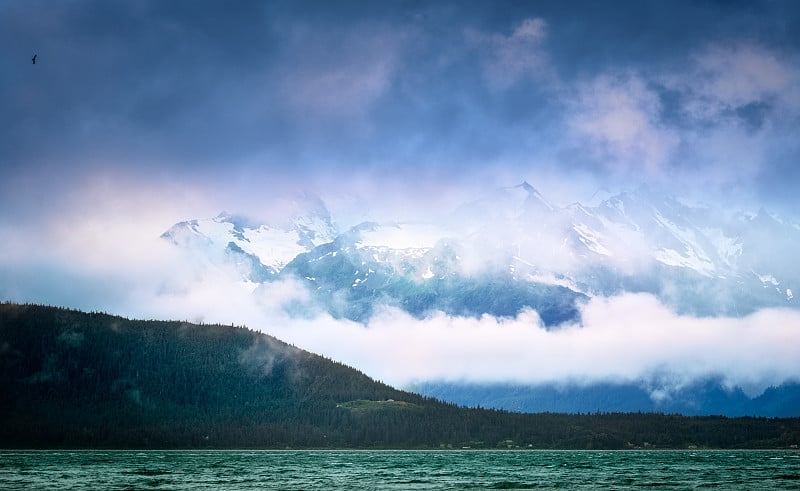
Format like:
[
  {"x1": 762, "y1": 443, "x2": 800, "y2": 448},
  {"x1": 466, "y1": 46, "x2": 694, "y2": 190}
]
[{"x1": 1, "y1": 303, "x2": 798, "y2": 449}]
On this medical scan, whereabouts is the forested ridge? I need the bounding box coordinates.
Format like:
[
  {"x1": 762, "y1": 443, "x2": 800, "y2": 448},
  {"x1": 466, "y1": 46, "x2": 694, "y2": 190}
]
[{"x1": 1, "y1": 303, "x2": 798, "y2": 449}]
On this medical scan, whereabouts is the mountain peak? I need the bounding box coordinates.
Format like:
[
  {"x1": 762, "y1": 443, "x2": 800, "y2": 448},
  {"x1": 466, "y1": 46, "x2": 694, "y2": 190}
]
[
  {"x1": 518, "y1": 181, "x2": 535, "y2": 192},
  {"x1": 515, "y1": 181, "x2": 554, "y2": 212}
]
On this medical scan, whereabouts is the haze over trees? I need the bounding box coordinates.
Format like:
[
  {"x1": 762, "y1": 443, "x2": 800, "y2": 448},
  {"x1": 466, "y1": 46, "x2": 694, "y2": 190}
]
[{"x1": 1, "y1": 303, "x2": 798, "y2": 449}]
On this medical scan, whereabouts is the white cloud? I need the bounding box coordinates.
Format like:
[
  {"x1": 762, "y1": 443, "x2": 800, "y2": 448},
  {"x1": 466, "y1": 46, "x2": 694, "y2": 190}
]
[
  {"x1": 682, "y1": 125, "x2": 768, "y2": 184},
  {"x1": 287, "y1": 56, "x2": 395, "y2": 118},
  {"x1": 561, "y1": 43, "x2": 800, "y2": 192},
  {"x1": 680, "y1": 43, "x2": 800, "y2": 120},
  {"x1": 264, "y1": 293, "x2": 800, "y2": 399},
  {"x1": 467, "y1": 18, "x2": 552, "y2": 90},
  {"x1": 651, "y1": 43, "x2": 800, "y2": 191},
  {"x1": 279, "y1": 25, "x2": 404, "y2": 120},
  {"x1": 1, "y1": 173, "x2": 204, "y2": 266},
  {"x1": 570, "y1": 73, "x2": 679, "y2": 174}
]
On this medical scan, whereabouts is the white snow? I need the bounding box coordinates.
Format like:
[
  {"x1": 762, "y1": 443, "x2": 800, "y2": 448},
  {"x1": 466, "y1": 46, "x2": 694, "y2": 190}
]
[
  {"x1": 787, "y1": 288, "x2": 794, "y2": 300},
  {"x1": 422, "y1": 266, "x2": 434, "y2": 280},
  {"x1": 701, "y1": 228, "x2": 743, "y2": 267},
  {"x1": 755, "y1": 273, "x2": 779, "y2": 286},
  {"x1": 310, "y1": 251, "x2": 337, "y2": 262},
  {"x1": 523, "y1": 271, "x2": 584, "y2": 293},
  {"x1": 241, "y1": 226, "x2": 306, "y2": 271},
  {"x1": 241, "y1": 280, "x2": 260, "y2": 294},
  {"x1": 573, "y1": 223, "x2": 613, "y2": 256},
  {"x1": 291, "y1": 214, "x2": 338, "y2": 246},
  {"x1": 168, "y1": 214, "x2": 328, "y2": 274},
  {"x1": 201, "y1": 217, "x2": 237, "y2": 243},
  {"x1": 654, "y1": 248, "x2": 715, "y2": 276},
  {"x1": 652, "y1": 211, "x2": 715, "y2": 276},
  {"x1": 529, "y1": 188, "x2": 555, "y2": 212}
]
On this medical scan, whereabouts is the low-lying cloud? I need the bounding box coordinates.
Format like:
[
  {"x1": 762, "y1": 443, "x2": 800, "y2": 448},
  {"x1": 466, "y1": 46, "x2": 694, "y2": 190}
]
[
  {"x1": 144, "y1": 263, "x2": 800, "y2": 399},
  {"x1": 2, "y1": 176, "x2": 798, "y2": 402},
  {"x1": 267, "y1": 293, "x2": 800, "y2": 397}
]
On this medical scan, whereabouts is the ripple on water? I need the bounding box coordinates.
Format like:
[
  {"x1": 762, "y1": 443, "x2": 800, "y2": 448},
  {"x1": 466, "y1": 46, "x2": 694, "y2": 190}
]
[{"x1": 1, "y1": 450, "x2": 799, "y2": 490}]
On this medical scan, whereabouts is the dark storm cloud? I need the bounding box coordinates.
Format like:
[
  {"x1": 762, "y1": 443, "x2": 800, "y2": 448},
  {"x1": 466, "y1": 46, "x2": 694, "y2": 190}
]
[
  {"x1": 2, "y1": 0, "x2": 800, "y2": 209},
  {"x1": 1, "y1": 1, "x2": 281, "y2": 169}
]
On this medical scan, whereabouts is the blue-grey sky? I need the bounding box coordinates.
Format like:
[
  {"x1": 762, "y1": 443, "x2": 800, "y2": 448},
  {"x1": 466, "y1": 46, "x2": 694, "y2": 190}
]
[
  {"x1": 3, "y1": 0, "x2": 800, "y2": 216},
  {"x1": 3, "y1": 0, "x2": 800, "y2": 391}
]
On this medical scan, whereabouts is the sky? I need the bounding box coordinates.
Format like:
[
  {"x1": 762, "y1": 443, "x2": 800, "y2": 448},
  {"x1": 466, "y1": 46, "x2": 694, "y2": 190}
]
[{"x1": 2, "y1": 0, "x2": 800, "y2": 394}]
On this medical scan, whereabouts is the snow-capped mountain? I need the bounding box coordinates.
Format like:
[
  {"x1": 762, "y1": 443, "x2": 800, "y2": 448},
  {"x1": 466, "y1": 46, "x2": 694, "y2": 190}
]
[
  {"x1": 162, "y1": 182, "x2": 798, "y2": 321},
  {"x1": 445, "y1": 182, "x2": 798, "y2": 316},
  {"x1": 279, "y1": 219, "x2": 585, "y2": 325},
  {"x1": 161, "y1": 194, "x2": 338, "y2": 282}
]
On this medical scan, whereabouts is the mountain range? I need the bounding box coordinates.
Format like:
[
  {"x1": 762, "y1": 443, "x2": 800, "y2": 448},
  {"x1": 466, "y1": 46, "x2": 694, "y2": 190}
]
[
  {"x1": 161, "y1": 182, "x2": 800, "y2": 416},
  {"x1": 162, "y1": 182, "x2": 797, "y2": 319}
]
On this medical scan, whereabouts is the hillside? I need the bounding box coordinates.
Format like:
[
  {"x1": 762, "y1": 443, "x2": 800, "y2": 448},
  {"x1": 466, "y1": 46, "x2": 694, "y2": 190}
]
[{"x1": 1, "y1": 303, "x2": 799, "y2": 449}]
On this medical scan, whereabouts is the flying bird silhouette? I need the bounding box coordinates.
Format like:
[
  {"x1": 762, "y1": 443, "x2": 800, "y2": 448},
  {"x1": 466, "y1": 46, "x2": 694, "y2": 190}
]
[{"x1": 32, "y1": 53, "x2": 37, "y2": 64}]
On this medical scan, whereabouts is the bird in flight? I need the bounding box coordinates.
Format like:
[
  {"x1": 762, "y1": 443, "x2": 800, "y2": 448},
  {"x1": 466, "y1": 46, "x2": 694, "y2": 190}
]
[{"x1": 32, "y1": 53, "x2": 37, "y2": 64}]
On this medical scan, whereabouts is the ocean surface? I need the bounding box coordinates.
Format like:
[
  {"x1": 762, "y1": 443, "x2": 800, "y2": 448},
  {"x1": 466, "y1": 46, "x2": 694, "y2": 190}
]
[{"x1": 1, "y1": 449, "x2": 798, "y2": 490}]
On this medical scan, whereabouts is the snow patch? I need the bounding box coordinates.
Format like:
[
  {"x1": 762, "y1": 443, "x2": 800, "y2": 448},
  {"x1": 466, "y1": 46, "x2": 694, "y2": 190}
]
[
  {"x1": 573, "y1": 223, "x2": 612, "y2": 256},
  {"x1": 241, "y1": 226, "x2": 306, "y2": 271},
  {"x1": 755, "y1": 273, "x2": 779, "y2": 287},
  {"x1": 701, "y1": 228, "x2": 742, "y2": 267},
  {"x1": 654, "y1": 248, "x2": 715, "y2": 276},
  {"x1": 242, "y1": 280, "x2": 260, "y2": 294},
  {"x1": 164, "y1": 212, "x2": 336, "y2": 274},
  {"x1": 652, "y1": 211, "x2": 715, "y2": 276}
]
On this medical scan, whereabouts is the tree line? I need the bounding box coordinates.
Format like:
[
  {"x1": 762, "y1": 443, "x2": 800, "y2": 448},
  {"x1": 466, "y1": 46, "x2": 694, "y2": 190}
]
[{"x1": 1, "y1": 302, "x2": 798, "y2": 449}]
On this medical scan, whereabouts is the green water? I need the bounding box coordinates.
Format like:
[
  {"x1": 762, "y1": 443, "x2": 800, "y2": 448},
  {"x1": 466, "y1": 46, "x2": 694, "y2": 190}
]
[{"x1": 1, "y1": 450, "x2": 798, "y2": 489}]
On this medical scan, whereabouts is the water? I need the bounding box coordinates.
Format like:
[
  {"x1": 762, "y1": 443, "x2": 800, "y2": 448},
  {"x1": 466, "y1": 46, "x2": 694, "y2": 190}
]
[{"x1": 0, "y1": 450, "x2": 798, "y2": 490}]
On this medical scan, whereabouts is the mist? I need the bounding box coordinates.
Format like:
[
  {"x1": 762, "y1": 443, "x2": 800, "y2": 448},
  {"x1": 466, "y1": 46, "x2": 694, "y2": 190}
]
[{"x1": 3, "y1": 186, "x2": 798, "y2": 400}]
